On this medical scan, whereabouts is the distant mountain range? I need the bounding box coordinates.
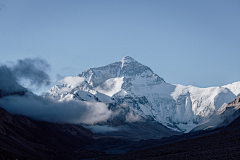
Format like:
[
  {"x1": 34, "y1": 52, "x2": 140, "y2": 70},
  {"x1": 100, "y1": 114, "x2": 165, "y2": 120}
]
[{"x1": 44, "y1": 56, "x2": 240, "y2": 132}]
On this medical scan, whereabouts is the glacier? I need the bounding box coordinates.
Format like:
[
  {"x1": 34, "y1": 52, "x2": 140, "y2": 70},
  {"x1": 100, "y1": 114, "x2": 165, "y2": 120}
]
[{"x1": 44, "y1": 56, "x2": 240, "y2": 132}]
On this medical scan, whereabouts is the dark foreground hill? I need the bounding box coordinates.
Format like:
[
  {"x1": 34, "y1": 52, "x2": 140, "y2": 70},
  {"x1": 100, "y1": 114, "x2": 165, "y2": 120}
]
[
  {"x1": 102, "y1": 127, "x2": 240, "y2": 160},
  {"x1": 0, "y1": 106, "x2": 131, "y2": 160}
]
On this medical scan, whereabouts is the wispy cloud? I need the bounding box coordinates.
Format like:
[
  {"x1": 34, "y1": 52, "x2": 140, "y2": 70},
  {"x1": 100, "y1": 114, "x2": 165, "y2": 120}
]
[
  {"x1": 84, "y1": 125, "x2": 120, "y2": 133},
  {"x1": 0, "y1": 57, "x2": 51, "y2": 93},
  {"x1": 59, "y1": 76, "x2": 86, "y2": 87},
  {"x1": 10, "y1": 58, "x2": 51, "y2": 90},
  {"x1": 125, "y1": 110, "x2": 143, "y2": 122}
]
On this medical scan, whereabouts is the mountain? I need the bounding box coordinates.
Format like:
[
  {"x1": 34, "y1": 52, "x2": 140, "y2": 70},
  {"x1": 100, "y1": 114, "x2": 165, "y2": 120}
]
[
  {"x1": 44, "y1": 56, "x2": 240, "y2": 132},
  {"x1": 2, "y1": 56, "x2": 240, "y2": 159}
]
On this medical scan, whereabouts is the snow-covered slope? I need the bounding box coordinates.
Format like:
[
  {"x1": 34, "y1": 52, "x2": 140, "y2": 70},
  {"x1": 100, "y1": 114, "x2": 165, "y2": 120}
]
[
  {"x1": 222, "y1": 81, "x2": 240, "y2": 96},
  {"x1": 44, "y1": 56, "x2": 239, "y2": 132},
  {"x1": 43, "y1": 79, "x2": 113, "y2": 103}
]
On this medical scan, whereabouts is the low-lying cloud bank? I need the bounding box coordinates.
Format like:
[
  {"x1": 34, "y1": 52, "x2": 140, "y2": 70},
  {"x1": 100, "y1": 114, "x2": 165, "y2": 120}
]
[{"x1": 0, "y1": 94, "x2": 111, "y2": 124}]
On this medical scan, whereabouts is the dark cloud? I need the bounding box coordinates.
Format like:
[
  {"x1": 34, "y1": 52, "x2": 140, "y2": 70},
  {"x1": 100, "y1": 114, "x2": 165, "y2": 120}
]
[
  {"x1": 0, "y1": 65, "x2": 25, "y2": 93},
  {"x1": 10, "y1": 58, "x2": 51, "y2": 90}
]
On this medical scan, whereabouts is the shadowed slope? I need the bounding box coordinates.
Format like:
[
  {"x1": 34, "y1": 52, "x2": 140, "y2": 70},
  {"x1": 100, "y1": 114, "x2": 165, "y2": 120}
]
[
  {"x1": 0, "y1": 106, "x2": 104, "y2": 160},
  {"x1": 102, "y1": 127, "x2": 240, "y2": 160}
]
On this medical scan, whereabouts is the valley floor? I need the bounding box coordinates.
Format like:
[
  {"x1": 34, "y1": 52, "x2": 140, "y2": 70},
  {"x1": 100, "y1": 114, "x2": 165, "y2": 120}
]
[{"x1": 102, "y1": 127, "x2": 240, "y2": 160}]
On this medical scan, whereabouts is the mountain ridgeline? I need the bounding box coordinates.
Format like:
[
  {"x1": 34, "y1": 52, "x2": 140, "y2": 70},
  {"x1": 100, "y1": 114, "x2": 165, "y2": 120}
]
[{"x1": 44, "y1": 56, "x2": 240, "y2": 133}]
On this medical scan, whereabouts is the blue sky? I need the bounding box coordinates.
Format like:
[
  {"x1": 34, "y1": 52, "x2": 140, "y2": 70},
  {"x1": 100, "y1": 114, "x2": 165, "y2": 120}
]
[{"x1": 0, "y1": 0, "x2": 240, "y2": 94}]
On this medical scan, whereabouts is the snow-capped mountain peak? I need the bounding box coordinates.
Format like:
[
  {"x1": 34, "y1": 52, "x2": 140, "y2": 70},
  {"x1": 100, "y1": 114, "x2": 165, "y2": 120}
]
[
  {"x1": 77, "y1": 56, "x2": 165, "y2": 88},
  {"x1": 120, "y1": 56, "x2": 138, "y2": 66},
  {"x1": 121, "y1": 56, "x2": 137, "y2": 63},
  {"x1": 44, "y1": 56, "x2": 240, "y2": 132}
]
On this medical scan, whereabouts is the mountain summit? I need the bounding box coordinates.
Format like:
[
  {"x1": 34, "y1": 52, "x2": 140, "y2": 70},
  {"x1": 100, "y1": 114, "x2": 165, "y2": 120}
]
[
  {"x1": 121, "y1": 56, "x2": 138, "y2": 63},
  {"x1": 77, "y1": 56, "x2": 165, "y2": 88}
]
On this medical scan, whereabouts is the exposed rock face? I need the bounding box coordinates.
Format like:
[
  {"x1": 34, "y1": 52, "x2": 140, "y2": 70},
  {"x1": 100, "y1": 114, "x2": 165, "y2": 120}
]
[
  {"x1": 191, "y1": 95, "x2": 240, "y2": 132},
  {"x1": 227, "y1": 95, "x2": 240, "y2": 107}
]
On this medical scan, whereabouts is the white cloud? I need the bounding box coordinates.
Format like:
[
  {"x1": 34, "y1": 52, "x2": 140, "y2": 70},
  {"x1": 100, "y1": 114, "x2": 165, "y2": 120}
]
[
  {"x1": 0, "y1": 93, "x2": 111, "y2": 124},
  {"x1": 125, "y1": 110, "x2": 143, "y2": 122},
  {"x1": 59, "y1": 76, "x2": 86, "y2": 87}
]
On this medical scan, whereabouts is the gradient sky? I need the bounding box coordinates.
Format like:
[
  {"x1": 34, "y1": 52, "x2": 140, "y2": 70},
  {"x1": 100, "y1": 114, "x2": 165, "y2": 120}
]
[{"x1": 0, "y1": 0, "x2": 240, "y2": 94}]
